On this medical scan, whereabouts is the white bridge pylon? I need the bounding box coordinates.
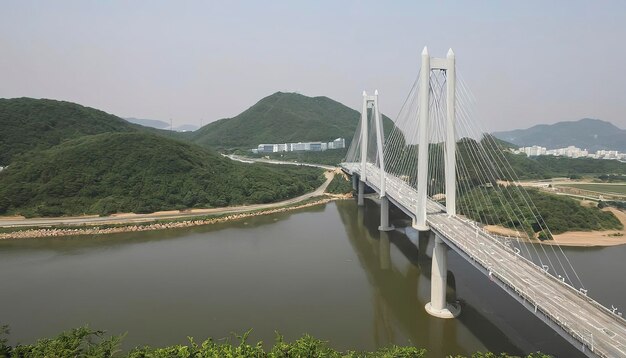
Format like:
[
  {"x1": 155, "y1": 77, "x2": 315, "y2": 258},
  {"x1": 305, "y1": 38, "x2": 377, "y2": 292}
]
[
  {"x1": 415, "y1": 46, "x2": 456, "y2": 230},
  {"x1": 358, "y1": 90, "x2": 394, "y2": 231}
]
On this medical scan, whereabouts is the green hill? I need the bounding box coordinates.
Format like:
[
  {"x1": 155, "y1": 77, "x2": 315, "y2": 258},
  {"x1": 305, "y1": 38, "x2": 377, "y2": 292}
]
[
  {"x1": 0, "y1": 98, "x2": 194, "y2": 166},
  {"x1": 0, "y1": 132, "x2": 323, "y2": 217},
  {"x1": 0, "y1": 98, "x2": 139, "y2": 166},
  {"x1": 492, "y1": 118, "x2": 626, "y2": 152},
  {"x1": 192, "y1": 92, "x2": 381, "y2": 150}
]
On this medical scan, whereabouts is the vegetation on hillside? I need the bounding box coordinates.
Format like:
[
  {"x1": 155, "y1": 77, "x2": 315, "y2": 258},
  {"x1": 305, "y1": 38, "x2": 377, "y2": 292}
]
[
  {"x1": 0, "y1": 325, "x2": 550, "y2": 358},
  {"x1": 0, "y1": 133, "x2": 324, "y2": 217},
  {"x1": 0, "y1": 98, "x2": 192, "y2": 166},
  {"x1": 512, "y1": 155, "x2": 626, "y2": 180},
  {"x1": 326, "y1": 174, "x2": 353, "y2": 194},
  {"x1": 458, "y1": 187, "x2": 623, "y2": 238},
  {"x1": 191, "y1": 92, "x2": 394, "y2": 151},
  {"x1": 0, "y1": 98, "x2": 137, "y2": 166}
]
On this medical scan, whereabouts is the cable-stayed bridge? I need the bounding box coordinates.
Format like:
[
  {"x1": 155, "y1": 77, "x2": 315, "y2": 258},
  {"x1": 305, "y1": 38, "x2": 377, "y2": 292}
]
[{"x1": 341, "y1": 47, "x2": 626, "y2": 357}]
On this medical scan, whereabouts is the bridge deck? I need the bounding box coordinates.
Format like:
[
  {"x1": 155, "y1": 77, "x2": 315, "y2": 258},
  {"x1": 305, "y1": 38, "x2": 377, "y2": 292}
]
[{"x1": 343, "y1": 162, "x2": 626, "y2": 358}]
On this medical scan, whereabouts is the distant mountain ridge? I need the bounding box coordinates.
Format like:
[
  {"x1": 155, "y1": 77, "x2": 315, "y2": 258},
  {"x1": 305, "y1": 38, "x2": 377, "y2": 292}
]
[
  {"x1": 125, "y1": 117, "x2": 170, "y2": 129},
  {"x1": 492, "y1": 118, "x2": 626, "y2": 152},
  {"x1": 125, "y1": 117, "x2": 199, "y2": 132}
]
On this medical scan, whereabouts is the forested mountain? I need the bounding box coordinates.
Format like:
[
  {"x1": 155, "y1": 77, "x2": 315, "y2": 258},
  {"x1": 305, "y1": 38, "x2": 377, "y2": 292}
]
[
  {"x1": 191, "y1": 92, "x2": 391, "y2": 150},
  {"x1": 0, "y1": 98, "x2": 137, "y2": 166},
  {"x1": 492, "y1": 118, "x2": 626, "y2": 152},
  {"x1": 0, "y1": 132, "x2": 323, "y2": 217}
]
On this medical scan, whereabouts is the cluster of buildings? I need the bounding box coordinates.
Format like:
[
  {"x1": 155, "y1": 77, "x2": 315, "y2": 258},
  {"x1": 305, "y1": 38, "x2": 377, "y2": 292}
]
[
  {"x1": 251, "y1": 138, "x2": 346, "y2": 154},
  {"x1": 513, "y1": 145, "x2": 626, "y2": 160}
]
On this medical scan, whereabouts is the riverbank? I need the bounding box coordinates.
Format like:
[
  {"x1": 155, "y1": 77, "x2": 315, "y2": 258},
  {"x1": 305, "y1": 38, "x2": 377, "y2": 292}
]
[{"x1": 0, "y1": 195, "x2": 350, "y2": 240}]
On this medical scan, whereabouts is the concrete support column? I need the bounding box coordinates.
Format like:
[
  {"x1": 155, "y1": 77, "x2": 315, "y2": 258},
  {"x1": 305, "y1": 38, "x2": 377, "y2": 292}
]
[
  {"x1": 357, "y1": 180, "x2": 365, "y2": 206},
  {"x1": 378, "y1": 196, "x2": 394, "y2": 231},
  {"x1": 352, "y1": 174, "x2": 358, "y2": 191},
  {"x1": 425, "y1": 234, "x2": 460, "y2": 318}
]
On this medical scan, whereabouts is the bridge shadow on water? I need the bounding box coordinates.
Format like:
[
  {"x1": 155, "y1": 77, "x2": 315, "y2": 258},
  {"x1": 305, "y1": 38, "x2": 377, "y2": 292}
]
[{"x1": 334, "y1": 199, "x2": 585, "y2": 358}]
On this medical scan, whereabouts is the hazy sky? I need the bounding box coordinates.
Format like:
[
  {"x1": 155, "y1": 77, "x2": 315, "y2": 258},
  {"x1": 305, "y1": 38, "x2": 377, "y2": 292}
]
[{"x1": 1, "y1": 1, "x2": 625, "y2": 131}]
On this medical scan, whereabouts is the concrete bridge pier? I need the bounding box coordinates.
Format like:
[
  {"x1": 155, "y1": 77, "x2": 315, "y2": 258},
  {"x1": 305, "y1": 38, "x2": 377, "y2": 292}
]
[
  {"x1": 378, "y1": 196, "x2": 394, "y2": 231},
  {"x1": 357, "y1": 180, "x2": 365, "y2": 206},
  {"x1": 425, "y1": 233, "x2": 461, "y2": 319},
  {"x1": 352, "y1": 174, "x2": 358, "y2": 191}
]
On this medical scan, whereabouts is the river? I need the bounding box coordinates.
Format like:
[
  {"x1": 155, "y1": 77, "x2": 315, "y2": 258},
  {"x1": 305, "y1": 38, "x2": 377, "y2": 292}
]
[{"x1": 1, "y1": 200, "x2": 624, "y2": 357}]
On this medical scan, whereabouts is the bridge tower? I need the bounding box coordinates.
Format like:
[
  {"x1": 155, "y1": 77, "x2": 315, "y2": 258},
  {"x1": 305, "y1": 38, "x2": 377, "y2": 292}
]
[
  {"x1": 357, "y1": 90, "x2": 394, "y2": 231},
  {"x1": 416, "y1": 47, "x2": 460, "y2": 319},
  {"x1": 415, "y1": 47, "x2": 457, "y2": 230}
]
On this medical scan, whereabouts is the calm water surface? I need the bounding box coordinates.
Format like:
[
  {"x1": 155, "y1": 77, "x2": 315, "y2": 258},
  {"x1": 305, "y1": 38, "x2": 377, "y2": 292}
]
[{"x1": 1, "y1": 200, "x2": 624, "y2": 357}]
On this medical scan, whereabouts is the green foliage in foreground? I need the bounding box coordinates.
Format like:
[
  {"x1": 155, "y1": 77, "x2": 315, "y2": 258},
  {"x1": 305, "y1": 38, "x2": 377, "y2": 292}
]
[
  {"x1": 0, "y1": 133, "x2": 324, "y2": 217},
  {"x1": 458, "y1": 187, "x2": 623, "y2": 238},
  {"x1": 326, "y1": 174, "x2": 353, "y2": 194},
  {"x1": 0, "y1": 326, "x2": 551, "y2": 358}
]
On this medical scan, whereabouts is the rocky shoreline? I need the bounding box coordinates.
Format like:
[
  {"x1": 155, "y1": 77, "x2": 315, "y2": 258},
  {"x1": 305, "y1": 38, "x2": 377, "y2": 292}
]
[{"x1": 0, "y1": 197, "x2": 344, "y2": 240}]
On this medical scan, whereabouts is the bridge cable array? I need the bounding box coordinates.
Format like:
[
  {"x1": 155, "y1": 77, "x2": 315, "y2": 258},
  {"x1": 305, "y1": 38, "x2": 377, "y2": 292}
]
[{"x1": 344, "y1": 67, "x2": 587, "y2": 293}]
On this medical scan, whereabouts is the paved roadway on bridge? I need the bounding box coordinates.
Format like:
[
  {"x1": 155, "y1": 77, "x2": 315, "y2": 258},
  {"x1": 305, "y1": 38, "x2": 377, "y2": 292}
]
[{"x1": 344, "y1": 162, "x2": 626, "y2": 358}]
